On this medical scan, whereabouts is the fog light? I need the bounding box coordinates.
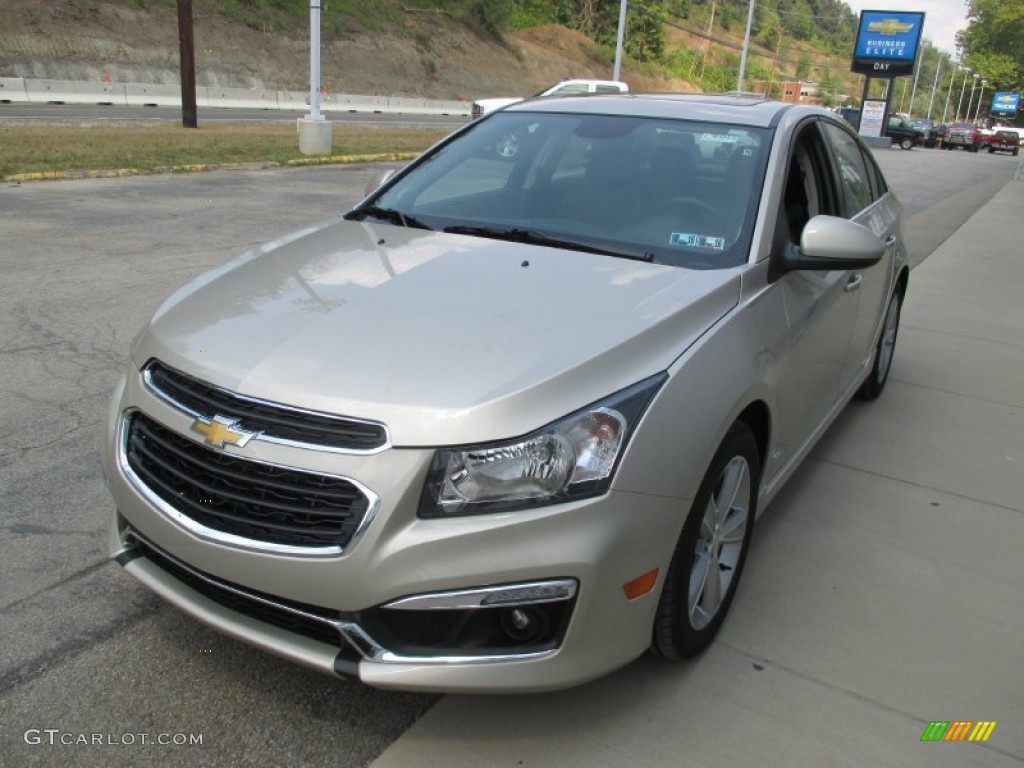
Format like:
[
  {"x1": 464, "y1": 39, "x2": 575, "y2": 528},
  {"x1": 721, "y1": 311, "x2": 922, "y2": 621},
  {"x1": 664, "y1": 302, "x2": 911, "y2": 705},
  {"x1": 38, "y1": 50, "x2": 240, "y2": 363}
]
[{"x1": 500, "y1": 607, "x2": 547, "y2": 643}]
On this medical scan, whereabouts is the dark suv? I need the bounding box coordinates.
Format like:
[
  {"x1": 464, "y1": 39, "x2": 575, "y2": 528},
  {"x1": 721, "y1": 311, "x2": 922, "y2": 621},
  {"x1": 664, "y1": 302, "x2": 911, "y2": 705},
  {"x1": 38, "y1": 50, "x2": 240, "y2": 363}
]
[
  {"x1": 908, "y1": 118, "x2": 940, "y2": 148},
  {"x1": 885, "y1": 116, "x2": 920, "y2": 150}
]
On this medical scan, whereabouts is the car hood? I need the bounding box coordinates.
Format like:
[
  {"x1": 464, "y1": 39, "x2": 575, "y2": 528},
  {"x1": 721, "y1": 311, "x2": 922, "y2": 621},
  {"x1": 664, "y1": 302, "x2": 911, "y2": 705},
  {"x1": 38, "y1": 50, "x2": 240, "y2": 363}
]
[{"x1": 136, "y1": 218, "x2": 740, "y2": 446}]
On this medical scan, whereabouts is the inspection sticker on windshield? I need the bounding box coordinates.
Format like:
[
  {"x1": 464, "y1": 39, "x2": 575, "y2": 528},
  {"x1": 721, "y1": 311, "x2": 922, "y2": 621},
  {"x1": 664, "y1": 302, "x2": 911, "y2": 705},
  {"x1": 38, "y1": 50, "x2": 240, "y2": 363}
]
[{"x1": 670, "y1": 232, "x2": 725, "y2": 250}]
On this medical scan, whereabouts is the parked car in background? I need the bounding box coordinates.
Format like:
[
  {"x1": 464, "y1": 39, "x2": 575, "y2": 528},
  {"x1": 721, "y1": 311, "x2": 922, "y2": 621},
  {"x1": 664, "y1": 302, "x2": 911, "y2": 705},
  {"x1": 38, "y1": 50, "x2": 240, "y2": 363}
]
[
  {"x1": 471, "y1": 79, "x2": 629, "y2": 119},
  {"x1": 908, "y1": 118, "x2": 940, "y2": 147},
  {"x1": 943, "y1": 123, "x2": 983, "y2": 152},
  {"x1": 837, "y1": 107, "x2": 861, "y2": 129},
  {"x1": 885, "y1": 116, "x2": 920, "y2": 149},
  {"x1": 988, "y1": 129, "x2": 1020, "y2": 156},
  {"x1": 104, "y1": 94, "x2": 908, "y2": 693}
]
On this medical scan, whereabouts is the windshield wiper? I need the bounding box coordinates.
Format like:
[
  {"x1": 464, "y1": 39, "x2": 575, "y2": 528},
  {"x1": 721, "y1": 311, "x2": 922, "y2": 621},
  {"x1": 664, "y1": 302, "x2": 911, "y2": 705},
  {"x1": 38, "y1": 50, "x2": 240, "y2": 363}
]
[
  {"x1": 346, "y1": 205, "x2": 432, "y2": 230},
  {"x1": 443, "y1": 226, "x2": 655, "y2": 263}
]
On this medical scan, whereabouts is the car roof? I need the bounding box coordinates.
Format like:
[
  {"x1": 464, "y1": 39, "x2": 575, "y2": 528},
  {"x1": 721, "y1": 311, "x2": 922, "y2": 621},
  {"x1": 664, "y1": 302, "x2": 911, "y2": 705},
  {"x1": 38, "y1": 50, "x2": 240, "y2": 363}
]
[{"x1": 503, "y1": 92, "x2": 801, "y2": 128}]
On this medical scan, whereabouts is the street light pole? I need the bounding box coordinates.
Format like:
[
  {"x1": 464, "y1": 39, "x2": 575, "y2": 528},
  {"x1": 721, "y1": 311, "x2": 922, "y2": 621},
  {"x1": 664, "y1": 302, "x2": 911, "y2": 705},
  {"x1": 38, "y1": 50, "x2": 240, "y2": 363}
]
[
  {"x1": 613, "y1": 0, "x2": 628, "y2": 82},
  {"x1": 926, "y1": 58, "x2": 942, "y2": 120},
  {"x1": 297, "y1": 0, "x2": 331, "y2": 155},
  {"x1": 908, "y1": 48, "x2": 923, "y2": 117},
  {"x1": 736, "y1": 0, "x2": 757, "y2": 93},
  {"x1": 309, "y1": 0, "x2": 322, "y2": 121},
  {"x1": 974, "y1": 81, "x2": 987, "y2": 122},
  {"x1": 965, "y1": 73, "x2": 979, "y2": 122},
  {"x1": 941, "y1": 63, "x2": 957, "y2": 124},
  {"x1": 955, "y1": 68, "x2": 971, "y2": 122}
]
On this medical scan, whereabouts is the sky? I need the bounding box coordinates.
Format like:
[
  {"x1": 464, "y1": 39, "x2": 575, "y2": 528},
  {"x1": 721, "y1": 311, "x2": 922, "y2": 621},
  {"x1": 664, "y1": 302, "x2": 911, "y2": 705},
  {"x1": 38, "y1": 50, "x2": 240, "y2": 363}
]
[{"x1": 842, "y1": 0, "x2": 970, "y2": 56}]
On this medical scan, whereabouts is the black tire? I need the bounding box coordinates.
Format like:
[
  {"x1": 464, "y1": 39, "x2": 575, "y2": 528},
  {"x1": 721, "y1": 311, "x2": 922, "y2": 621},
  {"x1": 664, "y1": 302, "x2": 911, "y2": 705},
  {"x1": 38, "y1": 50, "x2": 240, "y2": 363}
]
[
  {"x1": 900, "y1": 137, "x2": 913, "y2": 150},
  {"x1": 1014, "y1": 149, "x2": 1019, "y2": 157},
  {"x1": 857, "y1": 287, "x2": 903, "y2": 400},
  {"x1": 988, "y1": 148, "x2": 995, "y2": 154},
  {"x1": 651, "y1": 423, "x2": 759, "y2": 661}
]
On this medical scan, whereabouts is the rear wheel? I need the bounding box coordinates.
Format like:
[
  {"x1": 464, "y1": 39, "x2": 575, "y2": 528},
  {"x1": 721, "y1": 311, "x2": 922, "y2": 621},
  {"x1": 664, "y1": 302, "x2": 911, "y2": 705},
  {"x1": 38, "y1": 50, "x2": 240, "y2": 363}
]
[
  {"x1": 651, "y1": 423, "x2": 759, "y2": 660},
  {"x1": 858, "y1": 288, "x2": 903, "y2": 400},
  {"x1": 900, "y1": 137, "x2": 914, "y2": 150}
]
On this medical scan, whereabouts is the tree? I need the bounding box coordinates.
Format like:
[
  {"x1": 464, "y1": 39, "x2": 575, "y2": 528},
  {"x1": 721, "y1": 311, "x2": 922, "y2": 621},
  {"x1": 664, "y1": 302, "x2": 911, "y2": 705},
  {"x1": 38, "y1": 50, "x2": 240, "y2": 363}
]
[
  {"x1": 959, "y1": 0, "x2": 1024, "y2": 90},
  {"x1": 795, "y1": 52, "x2": 811, "y2": 80}
]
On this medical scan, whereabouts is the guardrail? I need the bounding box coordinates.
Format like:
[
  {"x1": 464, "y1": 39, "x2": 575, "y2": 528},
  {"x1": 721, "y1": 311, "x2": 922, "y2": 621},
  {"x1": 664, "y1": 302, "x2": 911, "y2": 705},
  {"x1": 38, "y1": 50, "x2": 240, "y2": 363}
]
[{"x1": 0, "y1": 77, "x2": 469, "y2": 116}]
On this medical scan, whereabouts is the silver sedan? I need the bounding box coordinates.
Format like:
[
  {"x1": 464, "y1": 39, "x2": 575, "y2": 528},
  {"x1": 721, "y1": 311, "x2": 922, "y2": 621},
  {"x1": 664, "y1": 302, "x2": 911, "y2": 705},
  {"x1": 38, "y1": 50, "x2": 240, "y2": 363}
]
[{"x1": 102, "y1": 94, "x2": 908, "y2": 692}]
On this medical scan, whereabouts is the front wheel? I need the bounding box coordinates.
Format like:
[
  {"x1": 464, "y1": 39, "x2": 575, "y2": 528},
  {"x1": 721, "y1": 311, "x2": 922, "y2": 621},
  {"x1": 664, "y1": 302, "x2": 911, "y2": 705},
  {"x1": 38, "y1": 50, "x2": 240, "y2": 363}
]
[
  {"x1": 900, "y1": 137, "x2": 914, "y2": 150},
  {"x1": 858, "y1": 288, "x2": 903, "y2": 400},
  {"x1": 651, "y1": 423, "x2": 759, "y2": 660}
]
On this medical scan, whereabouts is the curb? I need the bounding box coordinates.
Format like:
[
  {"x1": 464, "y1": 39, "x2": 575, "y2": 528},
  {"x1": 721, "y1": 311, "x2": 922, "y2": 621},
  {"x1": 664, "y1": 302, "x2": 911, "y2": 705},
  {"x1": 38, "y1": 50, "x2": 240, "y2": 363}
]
[{"x1": 2, "y1": 152, "x2": 421, "y2": 183}]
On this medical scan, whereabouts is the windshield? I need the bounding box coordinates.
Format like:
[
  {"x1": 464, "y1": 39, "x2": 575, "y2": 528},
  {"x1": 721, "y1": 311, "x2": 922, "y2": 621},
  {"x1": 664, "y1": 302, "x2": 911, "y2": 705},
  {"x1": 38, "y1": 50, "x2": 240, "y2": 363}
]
[{"x1": 363, "y1": 111, "x2": 769, "y2": 269}]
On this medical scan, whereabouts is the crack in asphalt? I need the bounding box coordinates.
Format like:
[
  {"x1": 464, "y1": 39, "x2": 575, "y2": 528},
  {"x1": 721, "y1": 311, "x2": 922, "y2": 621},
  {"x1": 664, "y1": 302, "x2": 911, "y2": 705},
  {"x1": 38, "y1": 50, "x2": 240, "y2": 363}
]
[{"x1": 0, "y1": 599, "x2": 161, "y2": 696}]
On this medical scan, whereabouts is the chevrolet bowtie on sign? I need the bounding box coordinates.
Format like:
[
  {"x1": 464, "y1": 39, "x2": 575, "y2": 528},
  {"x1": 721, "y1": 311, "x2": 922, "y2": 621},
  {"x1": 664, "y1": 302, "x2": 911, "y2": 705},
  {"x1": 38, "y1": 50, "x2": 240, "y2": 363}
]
[{"x1": 851, "y1": 10, "x2": 925, "y2": 77}]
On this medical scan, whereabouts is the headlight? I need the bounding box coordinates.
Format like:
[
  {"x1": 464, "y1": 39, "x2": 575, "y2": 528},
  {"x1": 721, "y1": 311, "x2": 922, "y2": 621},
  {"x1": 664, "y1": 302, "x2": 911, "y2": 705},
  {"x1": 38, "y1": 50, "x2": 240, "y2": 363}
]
[{"x1": 419, "y1": 373, "x2": 666, "y2": 517}]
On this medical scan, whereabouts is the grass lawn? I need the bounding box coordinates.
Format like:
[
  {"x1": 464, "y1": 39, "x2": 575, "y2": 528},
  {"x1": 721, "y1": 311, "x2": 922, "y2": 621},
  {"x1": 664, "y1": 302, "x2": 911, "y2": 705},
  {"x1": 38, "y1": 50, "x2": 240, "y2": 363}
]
[{"x1": 0, "y1": 121, "x2": 454, "y2": 179}]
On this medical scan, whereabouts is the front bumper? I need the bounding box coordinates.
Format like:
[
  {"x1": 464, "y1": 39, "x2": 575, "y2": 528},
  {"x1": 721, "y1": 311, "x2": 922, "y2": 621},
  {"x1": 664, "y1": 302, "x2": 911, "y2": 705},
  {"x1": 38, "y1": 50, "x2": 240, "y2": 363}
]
[{"x1": 103, "y1": 367, "x2": 686, "y2": 692}]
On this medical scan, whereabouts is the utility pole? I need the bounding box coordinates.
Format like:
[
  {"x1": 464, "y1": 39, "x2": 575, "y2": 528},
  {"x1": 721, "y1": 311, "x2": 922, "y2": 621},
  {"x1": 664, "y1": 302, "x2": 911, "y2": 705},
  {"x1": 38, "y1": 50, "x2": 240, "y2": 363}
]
[{"x1": 176, "y1": 0, "x2": 197, "y2": 128}]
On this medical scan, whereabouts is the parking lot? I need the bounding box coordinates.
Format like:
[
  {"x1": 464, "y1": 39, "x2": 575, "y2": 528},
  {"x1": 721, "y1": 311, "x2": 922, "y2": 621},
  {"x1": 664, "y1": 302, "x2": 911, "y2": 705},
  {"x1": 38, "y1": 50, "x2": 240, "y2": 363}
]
[{"x1": 0, "y1": 149, "x2": 1021, "y2": 767}]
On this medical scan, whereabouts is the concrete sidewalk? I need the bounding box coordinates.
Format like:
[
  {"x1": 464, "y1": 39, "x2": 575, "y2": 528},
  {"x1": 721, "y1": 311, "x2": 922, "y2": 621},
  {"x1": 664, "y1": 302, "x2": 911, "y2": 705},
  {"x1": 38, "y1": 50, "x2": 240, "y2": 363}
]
[{"x1": 369, "y1": 180, "x2": 1024, "y2": 767}]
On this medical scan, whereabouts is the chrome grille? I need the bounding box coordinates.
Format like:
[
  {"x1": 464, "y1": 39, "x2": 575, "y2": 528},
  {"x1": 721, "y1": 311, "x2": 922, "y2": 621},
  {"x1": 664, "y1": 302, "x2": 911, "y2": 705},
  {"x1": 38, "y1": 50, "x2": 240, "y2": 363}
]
[
  {"x1": 144, "y1": 361, "x2": 388, "y2": 452},
  {"x1": 124, "y1": 413, "x2": 372, "y2": 550}
]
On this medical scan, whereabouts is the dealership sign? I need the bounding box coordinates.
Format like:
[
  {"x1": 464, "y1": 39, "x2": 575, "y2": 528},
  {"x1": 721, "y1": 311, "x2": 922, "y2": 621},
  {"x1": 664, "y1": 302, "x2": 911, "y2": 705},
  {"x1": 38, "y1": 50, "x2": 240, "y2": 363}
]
[
  {"x1": 991, "y1": 92, "x2": 1020, "y2": 116},
  {"x1": 851, "y1": 11, "x2": 926, "y2": 77}
]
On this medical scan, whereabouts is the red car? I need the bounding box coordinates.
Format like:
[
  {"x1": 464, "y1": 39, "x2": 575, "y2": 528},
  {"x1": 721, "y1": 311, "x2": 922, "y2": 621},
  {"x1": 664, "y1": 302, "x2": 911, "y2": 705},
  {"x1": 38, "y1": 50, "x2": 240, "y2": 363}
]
[
  {"x1": 988, "y1": 129, "x2": 1020, "y2": 156},
  {"x1": 943, "y1": 123, "x2": 983, "y2": 152}
]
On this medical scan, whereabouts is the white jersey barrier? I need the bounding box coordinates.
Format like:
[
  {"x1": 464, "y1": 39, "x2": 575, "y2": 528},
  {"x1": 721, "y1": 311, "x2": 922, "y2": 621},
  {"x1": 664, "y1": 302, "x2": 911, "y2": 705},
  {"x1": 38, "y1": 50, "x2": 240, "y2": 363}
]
[{"x1": 5, "y1": 78, "x2": 469, "y2": 116}]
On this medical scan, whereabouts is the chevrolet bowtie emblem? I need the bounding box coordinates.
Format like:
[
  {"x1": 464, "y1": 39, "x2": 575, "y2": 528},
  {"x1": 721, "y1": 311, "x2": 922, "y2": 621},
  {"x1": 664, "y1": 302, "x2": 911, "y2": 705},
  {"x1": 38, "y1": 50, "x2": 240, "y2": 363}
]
[
  {"x1": 867, "y1": 19, "x2": 914, "y2": 36},
  {"x1": 191, "y1": 416, "x2": 258, "y2": 449}
]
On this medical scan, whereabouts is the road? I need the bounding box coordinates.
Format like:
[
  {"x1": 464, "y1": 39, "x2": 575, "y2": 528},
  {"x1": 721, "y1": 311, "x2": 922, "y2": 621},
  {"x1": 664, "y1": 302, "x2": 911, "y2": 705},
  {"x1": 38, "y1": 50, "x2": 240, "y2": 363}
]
[
  {"x1": 0, "y1": 103, "x2": 470, "y2": 127},
  {"x1": 0, "y1": 148, "x2": 1018, "y2": 767}
]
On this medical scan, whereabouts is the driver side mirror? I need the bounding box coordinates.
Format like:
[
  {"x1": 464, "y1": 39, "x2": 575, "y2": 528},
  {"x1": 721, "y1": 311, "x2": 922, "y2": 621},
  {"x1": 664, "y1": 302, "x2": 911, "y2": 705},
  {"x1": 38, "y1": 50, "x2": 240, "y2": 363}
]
[{"x1": 771, "y1": 215, "x2": 885, "y2": 280}]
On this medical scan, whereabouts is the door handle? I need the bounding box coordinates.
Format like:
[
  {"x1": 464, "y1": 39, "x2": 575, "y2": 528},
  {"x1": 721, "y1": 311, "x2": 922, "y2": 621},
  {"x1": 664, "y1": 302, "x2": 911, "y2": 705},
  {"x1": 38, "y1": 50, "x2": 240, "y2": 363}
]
[
  {"x1": 844, "y1": 273, "x2": 863, "y2": 292},
  {"x1": 884, "y1": 234, "x2": 897, "y2": 247}
]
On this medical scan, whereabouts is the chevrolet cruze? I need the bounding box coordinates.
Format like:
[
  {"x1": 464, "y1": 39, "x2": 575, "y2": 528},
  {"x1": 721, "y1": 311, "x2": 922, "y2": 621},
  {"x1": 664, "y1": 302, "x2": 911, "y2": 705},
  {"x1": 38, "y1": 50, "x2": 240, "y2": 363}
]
[{"x1": 103, "y1": 94, "x2": 908, "y2": 692}]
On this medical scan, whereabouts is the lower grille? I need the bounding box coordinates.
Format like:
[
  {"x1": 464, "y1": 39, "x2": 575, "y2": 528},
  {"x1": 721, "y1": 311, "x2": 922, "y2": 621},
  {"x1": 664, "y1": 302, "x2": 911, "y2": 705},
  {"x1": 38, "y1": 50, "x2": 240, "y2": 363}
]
[
  {"x1": 126, "y1": 530, "x2": 348, "y2": 648},
  {"x1": 124, "y1": 412, "x2": 373, "y2": 550}
]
